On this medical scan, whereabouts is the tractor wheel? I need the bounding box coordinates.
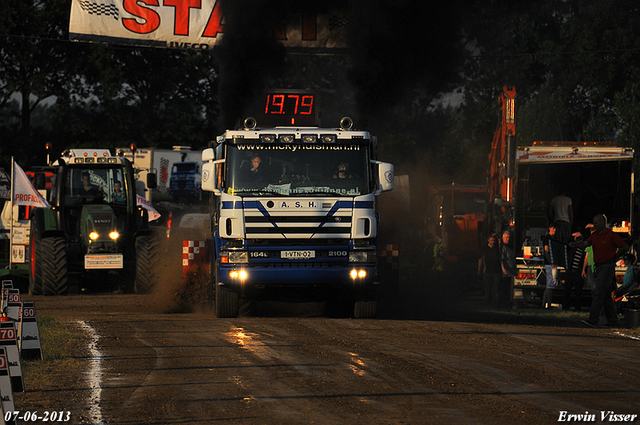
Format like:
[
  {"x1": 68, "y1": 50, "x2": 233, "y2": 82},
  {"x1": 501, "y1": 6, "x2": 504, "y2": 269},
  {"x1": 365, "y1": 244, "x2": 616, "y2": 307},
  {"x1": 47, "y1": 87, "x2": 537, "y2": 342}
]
[
  {"x1": 134, "y1": 235, "x2": 159, "y2": 294},
  {"x1": 215, "y1": 284, "x2": 239, "y2": 318},
  {"x1": 29, "y1": 237, "x2": 42, "y2": 295},
  {"x1": 41, "y1": 237, "x2": 68, "y2": 296}
]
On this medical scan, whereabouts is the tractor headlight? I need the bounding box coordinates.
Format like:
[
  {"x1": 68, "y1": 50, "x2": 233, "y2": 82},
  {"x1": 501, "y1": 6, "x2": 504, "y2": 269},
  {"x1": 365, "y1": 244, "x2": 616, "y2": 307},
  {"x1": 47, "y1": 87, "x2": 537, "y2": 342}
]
[
  {"x1": 89, "y1": 232, "x2": 99, "y2": 241},
  {"x1": 109, "y1": 231, "x2": 119, "y2": 240}
]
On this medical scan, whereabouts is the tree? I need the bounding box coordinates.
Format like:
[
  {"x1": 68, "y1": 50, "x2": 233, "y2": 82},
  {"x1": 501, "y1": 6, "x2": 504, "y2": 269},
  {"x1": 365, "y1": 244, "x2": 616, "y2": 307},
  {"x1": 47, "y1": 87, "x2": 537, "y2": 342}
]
[
  {"x1": 460, "y1": 0, "x2": 640, "y2": 148},
  {"x1": 0, "y1": 0, "x2": 72, "y2": 163}
]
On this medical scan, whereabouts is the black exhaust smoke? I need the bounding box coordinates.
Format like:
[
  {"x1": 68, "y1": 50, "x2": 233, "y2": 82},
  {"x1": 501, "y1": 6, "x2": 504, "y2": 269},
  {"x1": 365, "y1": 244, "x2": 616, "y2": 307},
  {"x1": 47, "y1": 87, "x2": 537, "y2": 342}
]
[
  {"x1": 214, "y1": 0, "x2": 462, "y2": 129},
  {"x1": 346, "y1": 0, "x2": 462, "y2": 128},
  {"x1": 214, "y1": 0, "x2": 291, "y2": 129}
]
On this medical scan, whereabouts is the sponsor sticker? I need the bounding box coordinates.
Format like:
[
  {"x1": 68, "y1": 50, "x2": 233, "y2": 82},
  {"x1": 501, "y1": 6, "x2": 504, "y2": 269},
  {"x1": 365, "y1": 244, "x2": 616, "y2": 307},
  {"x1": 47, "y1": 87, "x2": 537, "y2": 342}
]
[{"x1": 84, "y1": 254, "x2": 124, "y2": 269}]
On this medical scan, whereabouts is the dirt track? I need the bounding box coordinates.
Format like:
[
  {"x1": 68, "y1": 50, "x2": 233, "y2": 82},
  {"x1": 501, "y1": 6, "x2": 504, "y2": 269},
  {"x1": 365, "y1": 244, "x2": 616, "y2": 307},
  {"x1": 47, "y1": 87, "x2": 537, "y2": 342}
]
[{"x1": 15, "y1": 280, "x2": 640, "y2": 425}]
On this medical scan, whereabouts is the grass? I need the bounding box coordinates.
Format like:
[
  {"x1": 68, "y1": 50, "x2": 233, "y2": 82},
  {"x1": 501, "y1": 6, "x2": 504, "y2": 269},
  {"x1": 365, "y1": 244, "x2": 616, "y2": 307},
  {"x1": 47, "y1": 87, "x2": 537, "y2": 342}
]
[{"x1": 17, "y1": 316, "x2": 88, "y2": 411}]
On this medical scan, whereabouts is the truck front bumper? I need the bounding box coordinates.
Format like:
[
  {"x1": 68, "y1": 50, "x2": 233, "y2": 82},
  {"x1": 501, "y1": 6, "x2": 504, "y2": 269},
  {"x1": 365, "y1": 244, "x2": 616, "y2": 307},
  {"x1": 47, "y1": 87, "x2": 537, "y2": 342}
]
[{"x1": 218, "y1": 264, "x2": 378, "y2": 289}]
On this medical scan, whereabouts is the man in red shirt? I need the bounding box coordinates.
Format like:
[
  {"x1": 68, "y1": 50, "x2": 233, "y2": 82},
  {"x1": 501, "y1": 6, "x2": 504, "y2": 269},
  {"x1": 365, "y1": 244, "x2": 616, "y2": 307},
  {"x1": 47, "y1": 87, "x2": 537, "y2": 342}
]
[{"x1": 580, "y1": 214, "x2": 628, "y2": 327}]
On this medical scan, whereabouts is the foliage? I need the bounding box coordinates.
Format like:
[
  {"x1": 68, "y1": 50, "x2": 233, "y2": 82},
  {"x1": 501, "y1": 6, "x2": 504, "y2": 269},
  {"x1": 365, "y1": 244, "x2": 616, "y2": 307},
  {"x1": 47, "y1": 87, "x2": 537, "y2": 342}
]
[
  {"x1": 0, "y1": 0, "x2": 72, "y2": 164},
  {"x1": 460, "y1": 0, "x2": 640, "y2": 152},
  {"x1": 0, "y1": 0, "x2": 219, "y2": 168},
  {"x1": 3, "y1": 0, "x2": 640, "y2": 187}
]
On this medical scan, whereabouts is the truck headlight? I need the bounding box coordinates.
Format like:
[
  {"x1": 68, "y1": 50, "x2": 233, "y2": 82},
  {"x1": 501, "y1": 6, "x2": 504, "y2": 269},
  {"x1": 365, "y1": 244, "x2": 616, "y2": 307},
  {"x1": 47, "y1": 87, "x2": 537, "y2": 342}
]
[
  {"x1": 228, "y1": 251, "x2": 249, "y2": 264},
  {"x1": 350, "y1": 269, "x2": 367, "y2": 279},
  {"x1": 349, "y1": 251, "x2": 375, "y2": 262},
  {"x1": 229, "y1": 270, "x2": 248, "y2": 280}
]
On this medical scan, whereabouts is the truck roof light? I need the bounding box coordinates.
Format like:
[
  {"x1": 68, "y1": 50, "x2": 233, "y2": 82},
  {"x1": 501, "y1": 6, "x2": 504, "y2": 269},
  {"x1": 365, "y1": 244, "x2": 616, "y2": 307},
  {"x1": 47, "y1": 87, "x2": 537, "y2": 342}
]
[
  {"x1": 260, "y1": 134, "x2": 276, "y2": 143},
  {"x1": 279, "y1": 134, "x2": 295, "y2": 144},
  {"x1": 302, "y1": 134, "x2": 317, "y2": 144},
  {"x1": 320, "y1": 134, "x2": 336, "y2": 144}
]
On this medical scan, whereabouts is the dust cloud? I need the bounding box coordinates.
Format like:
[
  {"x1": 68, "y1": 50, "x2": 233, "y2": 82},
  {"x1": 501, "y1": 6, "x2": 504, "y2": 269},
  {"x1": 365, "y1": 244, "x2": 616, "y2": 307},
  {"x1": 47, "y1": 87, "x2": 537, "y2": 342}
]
[{"x1": 144, "y1": 226, "x2": 213, "y2": 314}]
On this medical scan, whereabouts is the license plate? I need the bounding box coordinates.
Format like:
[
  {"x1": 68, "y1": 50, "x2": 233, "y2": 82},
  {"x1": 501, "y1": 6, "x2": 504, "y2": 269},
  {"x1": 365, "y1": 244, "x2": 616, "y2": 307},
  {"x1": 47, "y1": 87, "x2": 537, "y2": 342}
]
[
  {"x1": 84, "y1": 254, "x2": 124, "y2": 269},
  {"x1": 281, "y1": 250, "x2": 315, "y2": 259}
]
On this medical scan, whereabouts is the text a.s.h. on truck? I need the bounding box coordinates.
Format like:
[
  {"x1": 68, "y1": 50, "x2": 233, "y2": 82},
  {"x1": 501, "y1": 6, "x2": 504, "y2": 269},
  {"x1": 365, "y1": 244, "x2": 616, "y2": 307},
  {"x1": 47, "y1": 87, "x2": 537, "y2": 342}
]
[{"x1": 201, "y1": 117, "x2": 395, "y2": 318}]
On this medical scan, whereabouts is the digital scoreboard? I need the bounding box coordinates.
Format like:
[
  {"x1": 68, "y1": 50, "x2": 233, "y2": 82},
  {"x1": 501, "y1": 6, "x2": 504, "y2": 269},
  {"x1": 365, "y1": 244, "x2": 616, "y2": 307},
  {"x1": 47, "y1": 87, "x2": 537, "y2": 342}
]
[{"x1": 253, "y1": 90, "x2": 320, "y2": 127}]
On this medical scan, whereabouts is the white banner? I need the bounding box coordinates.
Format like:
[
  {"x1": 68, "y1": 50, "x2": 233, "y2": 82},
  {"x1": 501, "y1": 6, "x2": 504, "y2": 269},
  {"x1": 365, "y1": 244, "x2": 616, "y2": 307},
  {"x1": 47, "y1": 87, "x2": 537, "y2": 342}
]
[
  {"x1": 12, "y1": 162, "x2": 50, "y2": 208},
  {"x1": 136, "y1": 194, "x2": 161, "y2": 222},
  {"x1": 69, "y1": 0, "x2": 348, "y2": 50}
]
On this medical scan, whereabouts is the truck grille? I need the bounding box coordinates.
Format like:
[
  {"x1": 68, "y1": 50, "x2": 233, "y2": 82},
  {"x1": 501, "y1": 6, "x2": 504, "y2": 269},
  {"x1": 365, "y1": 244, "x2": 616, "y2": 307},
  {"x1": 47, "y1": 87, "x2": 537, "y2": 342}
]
[{"x1": 244, "y1": 214, "x2": 351, "y2": 238}]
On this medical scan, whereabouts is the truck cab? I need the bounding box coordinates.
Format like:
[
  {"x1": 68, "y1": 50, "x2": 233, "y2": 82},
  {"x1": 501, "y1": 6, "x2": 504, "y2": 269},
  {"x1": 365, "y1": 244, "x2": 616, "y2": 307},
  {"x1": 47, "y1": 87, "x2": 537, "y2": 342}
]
[{"x1": 201, "y1": 118, "x2": 394, "y2": 318}]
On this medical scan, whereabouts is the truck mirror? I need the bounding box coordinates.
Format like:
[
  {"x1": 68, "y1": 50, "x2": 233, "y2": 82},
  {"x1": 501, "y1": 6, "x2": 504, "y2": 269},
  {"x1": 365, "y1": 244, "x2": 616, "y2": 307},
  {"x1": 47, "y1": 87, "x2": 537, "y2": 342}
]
[
  {"x1": 371, "y1": 160, "x2": 394, "y2": 195},
  {"x1": 147, "y1": 172, "x2": 157, "y2": 189},
  {"x1": 202, "y1": 159, "x2": 225, "y2": 195},
  {"x1": 202, "y1": 148, "x2": 215, "y2": 162}
]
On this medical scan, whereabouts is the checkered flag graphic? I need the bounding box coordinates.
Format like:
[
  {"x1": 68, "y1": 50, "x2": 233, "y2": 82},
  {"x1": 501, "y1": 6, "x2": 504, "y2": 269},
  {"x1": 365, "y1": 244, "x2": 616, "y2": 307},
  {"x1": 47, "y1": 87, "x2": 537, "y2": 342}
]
[
  {"x1": 328, "y1": 15, "x2": 349, "y2": 30},
  {"x1": 77, "y1": 0, "x2": 120, "y2": 20}
]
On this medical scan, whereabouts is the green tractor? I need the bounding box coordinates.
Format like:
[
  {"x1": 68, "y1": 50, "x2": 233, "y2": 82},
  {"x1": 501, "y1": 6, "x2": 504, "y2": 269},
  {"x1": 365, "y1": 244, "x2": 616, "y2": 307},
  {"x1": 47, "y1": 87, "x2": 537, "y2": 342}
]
[{"x1": 29, "y1": 149, "x2": 159, "y2": 295}]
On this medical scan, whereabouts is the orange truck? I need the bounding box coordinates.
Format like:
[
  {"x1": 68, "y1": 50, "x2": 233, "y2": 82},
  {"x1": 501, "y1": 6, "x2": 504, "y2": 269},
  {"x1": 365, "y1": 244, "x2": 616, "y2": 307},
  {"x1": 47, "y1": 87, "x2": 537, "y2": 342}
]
[{"x1": 428, "y1": 184, "x2": 485, "y2": 263}]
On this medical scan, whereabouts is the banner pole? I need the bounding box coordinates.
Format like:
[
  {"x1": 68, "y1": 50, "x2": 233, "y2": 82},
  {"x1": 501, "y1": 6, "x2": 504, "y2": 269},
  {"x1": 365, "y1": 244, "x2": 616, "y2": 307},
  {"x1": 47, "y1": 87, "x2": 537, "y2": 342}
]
[{"x1": 8, "y1": 157, "x2": 14, "y2": 271}]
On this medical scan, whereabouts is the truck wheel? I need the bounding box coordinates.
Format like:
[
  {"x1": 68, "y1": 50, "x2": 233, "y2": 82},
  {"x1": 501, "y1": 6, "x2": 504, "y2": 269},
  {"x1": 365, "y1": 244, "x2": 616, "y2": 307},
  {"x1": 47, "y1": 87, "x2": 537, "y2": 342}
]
[
  {"x1": 134, "y1": 236, "x2": 159, "y2": 294},
  {"x1": 29, "y1": 237, "x2": 42, "y2": 295},
  {"x1": 41, "y1": 237, "x2": 68, "y2": 296},
  {"x1": 215, "y1": 284, "x2": 239, "y2": 318},
  {"x1": 354, "y1": 300, "x2": 378, "y2": 319}
]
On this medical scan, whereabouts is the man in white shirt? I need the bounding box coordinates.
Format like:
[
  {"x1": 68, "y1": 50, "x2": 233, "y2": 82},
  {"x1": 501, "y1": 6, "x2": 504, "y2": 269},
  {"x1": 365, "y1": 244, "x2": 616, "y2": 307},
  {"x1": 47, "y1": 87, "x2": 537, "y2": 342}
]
[{"x1": 549, "y1": 192, "x2": 572, "y2": 242}]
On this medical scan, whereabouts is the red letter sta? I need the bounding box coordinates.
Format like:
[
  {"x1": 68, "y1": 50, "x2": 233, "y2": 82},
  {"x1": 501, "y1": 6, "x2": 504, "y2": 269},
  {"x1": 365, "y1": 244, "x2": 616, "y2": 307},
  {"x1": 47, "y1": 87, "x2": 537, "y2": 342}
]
[
  {"x1": 202, "y1": 0, "x2": 225, "y2": 38},
  {"x1": 123, "y1": 0, "x2": 161, "y2": 34},
  {"x1": 164, "y1": 0, "x2": 201, "y2": 36}
]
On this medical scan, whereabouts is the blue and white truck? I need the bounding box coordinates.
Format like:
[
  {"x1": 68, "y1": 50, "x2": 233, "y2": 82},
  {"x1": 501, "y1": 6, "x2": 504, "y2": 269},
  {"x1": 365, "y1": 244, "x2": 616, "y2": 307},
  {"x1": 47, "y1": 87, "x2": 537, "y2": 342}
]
[{"x1": 201, "y1": 117, "x2": 394, "y2": 318}]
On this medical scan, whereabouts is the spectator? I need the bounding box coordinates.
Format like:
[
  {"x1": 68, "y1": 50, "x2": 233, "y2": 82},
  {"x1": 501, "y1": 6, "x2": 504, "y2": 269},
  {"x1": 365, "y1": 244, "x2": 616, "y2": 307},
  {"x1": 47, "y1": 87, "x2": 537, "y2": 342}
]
[
  {"x1": 612, "y1": 253, "x2": 638, "y2": 310},
  {"x1": 563, "y1": 232, "x2": 586, "y2": 311},
  {"x1": 581, "y1": 224, "x2": 596, "y2": 292},
  {"x1": 500, "y1": 230, "x2": 517, "y2": 308},
  {"x1": 478, "y1": 233, "x2": 501, "y2": 307},
  {"x1": 542, "y1": 222, "x2": 560, "y2": 309},
  {"x1": 432, "y1": 237, "x2": 445, "y2": 272},
  {"x1": 579, "y1": 214, "x2": 628, "y2": 328},
  {"x1": 549, "y1": 191, "x2": 573, "y2": 243}
]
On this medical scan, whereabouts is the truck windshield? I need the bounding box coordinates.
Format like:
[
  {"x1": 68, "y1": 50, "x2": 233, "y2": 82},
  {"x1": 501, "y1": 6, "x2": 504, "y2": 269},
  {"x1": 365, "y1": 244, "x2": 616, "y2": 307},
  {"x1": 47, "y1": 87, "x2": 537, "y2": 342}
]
[{"x1": 225, "y1": 143, "x2": 370, "y2": 196}]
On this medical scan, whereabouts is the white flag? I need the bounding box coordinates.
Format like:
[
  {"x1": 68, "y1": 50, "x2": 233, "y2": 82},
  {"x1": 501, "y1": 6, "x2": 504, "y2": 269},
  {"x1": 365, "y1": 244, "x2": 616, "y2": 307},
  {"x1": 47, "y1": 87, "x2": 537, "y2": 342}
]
[
  {"x1": 136, "y1": 194, "x2": 161, "y2": 222},
  {"x1": 12, "y1": 161, "x2": 49, "y2": 208}
]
